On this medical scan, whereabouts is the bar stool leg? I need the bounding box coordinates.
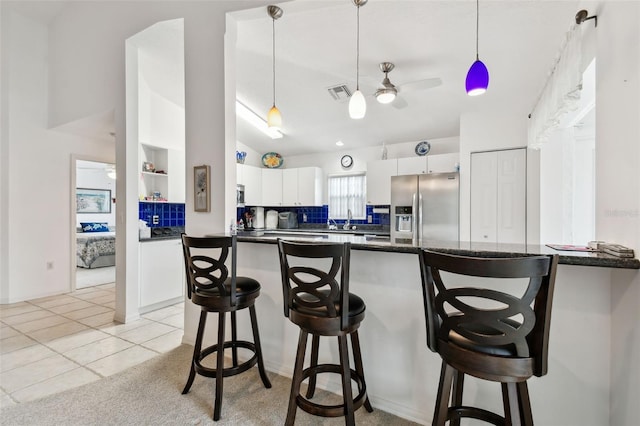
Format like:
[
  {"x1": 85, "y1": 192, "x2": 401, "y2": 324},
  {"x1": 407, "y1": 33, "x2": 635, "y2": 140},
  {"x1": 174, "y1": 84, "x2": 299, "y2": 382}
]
[
  {"x1": 433, "y1": 361, "x2": 455, "y2": 426},
  {"x1": 350, "y1": 331, "x2": 373, "y2": 412},
  {"x1": 183, "y1": 310, "x2": 207, "y2": 394},
  {"x1": 286, "y1": 329, "x2": 308, "y2": 426},
  {"x1": 248, "y1": 305, "x2": 272, "y2": 388},
  {"x1": 338, "y1": 334, "x2": 355, "y2": 426},
  {"x1": 213, "y1": 312, "x2": 226, "y2": 421},
  {"x1": 517, "y1": 381, "x2": 533, "y2": 426},
  {"x1": 450, "y1": 370, "x2": 464, "y2": 426},
  {"x1": 502, "y1": 382, "x2": 522, "y2": 426},
  {"x1": 231, "y1": 311, "x2": 238, "y2": 367},
  {"x1": 305, "y1": 335, "x2": 320, "y2": 398}
]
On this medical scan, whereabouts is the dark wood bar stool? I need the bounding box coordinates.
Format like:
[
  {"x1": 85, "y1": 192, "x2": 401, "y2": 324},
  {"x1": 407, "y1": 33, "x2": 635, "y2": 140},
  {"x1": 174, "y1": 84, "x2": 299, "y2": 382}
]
[
  {"x1": 418, "y1": 250, "x2": 559, "y2": 426},
  {"x1": 181, "y1": 234, "x2": 271, "y2": 421},
  {"x1": 277, "y1": 239, "x2": 374, "y2": 426}
]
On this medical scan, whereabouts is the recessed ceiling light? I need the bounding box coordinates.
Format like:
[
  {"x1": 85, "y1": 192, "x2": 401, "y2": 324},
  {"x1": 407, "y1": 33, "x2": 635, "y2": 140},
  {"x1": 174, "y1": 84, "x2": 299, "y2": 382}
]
[{"x1": 336, "y1": 141, "x2": 344, "y2": 146}]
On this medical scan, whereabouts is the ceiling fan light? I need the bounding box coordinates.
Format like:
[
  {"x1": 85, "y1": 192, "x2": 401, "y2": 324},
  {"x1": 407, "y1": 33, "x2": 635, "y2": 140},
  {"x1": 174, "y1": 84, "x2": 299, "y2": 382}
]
[
  {"x1": 465, "y1": 59, "x2": 489, "y2": 96},
  {"x1": 376, "y1": 88, "x2": 397, "y2": 104},
  {"x1": 349, "y1": 89, "x2": 367, "y2": 119},
  {"x1": 267, "y1": 105, "x2": 282, "y2": 130}
]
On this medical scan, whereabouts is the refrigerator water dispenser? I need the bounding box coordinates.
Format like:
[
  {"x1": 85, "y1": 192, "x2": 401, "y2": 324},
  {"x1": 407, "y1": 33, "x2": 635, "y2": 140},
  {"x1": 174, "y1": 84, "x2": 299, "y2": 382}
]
[{"x1": 394, "y1": 206, "x2": 413, "y2": 233}]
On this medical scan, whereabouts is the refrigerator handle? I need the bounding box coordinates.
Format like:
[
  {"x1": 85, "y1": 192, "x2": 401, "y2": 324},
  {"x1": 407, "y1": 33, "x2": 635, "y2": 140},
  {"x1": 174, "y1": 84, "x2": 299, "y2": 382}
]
[
  {"x1": 417, "y1": 192, "x2": 423, "y2": 241},
  {"x1": 411, "y1": 192, "x2": 420, "y2": 241}
]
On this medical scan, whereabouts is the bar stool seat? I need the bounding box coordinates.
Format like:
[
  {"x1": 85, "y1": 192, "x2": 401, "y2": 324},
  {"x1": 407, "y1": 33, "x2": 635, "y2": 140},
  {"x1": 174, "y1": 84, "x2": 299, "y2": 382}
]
[
  {"x1": 181, "y1": 234, "x2": 271, "y2": 421},
  {"x1": 418, "y1": 250, "x2": 559, "y2": 426},
  {"x1": 278, "y1": 239, "x2": 373, "y2": 426}
]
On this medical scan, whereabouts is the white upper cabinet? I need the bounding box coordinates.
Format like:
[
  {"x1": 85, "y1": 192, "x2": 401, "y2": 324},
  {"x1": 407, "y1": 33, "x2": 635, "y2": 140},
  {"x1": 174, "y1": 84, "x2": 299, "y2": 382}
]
[
  {"x1": 237, "y1": 164, "x2": 262, "y2": 205},
  {"x1": 397, "y1": 153, "x2": 459, "y2": 176},
  {"x1": 282, "y1": 169, "x2": 298, "y2": 206},
  {"x1": 294, "y1": 167, "x2": 323, "y2": 206},
  {"x1": 253, "y1": 166, "x2": 323, "y2": 207},
  {"x1": 427, "y1": 153, "x2": 459, "y2": 174},
  {"x1": 366, "y1": 159, "x2": 398, "y2": 205},
  {"x1": 261, "y1": 168, "x2": 283, "y2": 206},
  {"x1": 397, "y1": 157, "x2": 427, "y2": 175}
]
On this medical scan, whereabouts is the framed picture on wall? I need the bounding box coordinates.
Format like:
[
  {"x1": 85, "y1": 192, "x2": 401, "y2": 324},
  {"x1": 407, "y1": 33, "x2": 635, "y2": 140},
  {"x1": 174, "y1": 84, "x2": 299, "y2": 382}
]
[
  {"x1": 76, "y1": 188, "x2": 112, "y2": 213},
  {"x1": 194, "y1": 165, "x2": 210, "y2": 212}
]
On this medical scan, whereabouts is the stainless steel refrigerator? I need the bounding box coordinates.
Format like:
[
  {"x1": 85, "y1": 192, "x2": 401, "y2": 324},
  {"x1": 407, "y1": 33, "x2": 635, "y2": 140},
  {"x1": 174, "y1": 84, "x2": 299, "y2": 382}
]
[{"x1": 390, "y1": 172, "x2": 459, "y2": 243}]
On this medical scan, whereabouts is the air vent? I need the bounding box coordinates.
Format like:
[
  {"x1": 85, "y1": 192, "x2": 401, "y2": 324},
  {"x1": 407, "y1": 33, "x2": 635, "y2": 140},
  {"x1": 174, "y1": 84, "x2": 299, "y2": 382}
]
[{"x1": 327, "y1": 84, "x2": 352, "y2": 102}]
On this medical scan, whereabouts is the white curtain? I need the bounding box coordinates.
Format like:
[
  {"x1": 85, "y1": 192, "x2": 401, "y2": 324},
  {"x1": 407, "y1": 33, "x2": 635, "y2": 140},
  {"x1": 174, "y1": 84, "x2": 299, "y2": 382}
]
[
  {"x1": 328, "y1": 174, "x2": 366, "y2": 220},
  {"x1": 528, "y1": 24, "x2": 584, "y2": 149}
]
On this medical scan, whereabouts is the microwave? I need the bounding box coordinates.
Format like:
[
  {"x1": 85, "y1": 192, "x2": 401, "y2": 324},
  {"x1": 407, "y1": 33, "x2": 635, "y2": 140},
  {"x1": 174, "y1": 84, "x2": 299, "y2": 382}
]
[{"x1": 236, "y1": 184, "x2": 245, "y2": 207}]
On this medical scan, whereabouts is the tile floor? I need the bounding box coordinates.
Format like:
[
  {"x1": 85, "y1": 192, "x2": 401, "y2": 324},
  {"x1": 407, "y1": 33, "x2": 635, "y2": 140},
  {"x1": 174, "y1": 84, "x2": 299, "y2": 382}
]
[{"x1": 0, "y1": 283, "x2": 184, "y2": 409}]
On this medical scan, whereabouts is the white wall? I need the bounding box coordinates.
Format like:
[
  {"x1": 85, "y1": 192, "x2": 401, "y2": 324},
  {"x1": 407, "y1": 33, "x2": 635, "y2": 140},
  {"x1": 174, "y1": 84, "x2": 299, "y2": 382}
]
[
  {"x1": 0, "y1": 9, "x2": 114, "y2": 304},
  {"x1": 595, "y1": 3, "x2": 640, "y2": 425},
  {"x1": 1, "y1": 1, "x2": 272, "y2": 308},
  {"x1": 45, "y1": 1, "x2": 273, "y2": 323}
]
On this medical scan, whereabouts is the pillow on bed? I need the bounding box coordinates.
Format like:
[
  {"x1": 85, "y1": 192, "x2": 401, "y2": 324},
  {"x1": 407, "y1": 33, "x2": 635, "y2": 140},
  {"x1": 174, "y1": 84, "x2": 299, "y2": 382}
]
[{"x1": 80, "y1": 222, "x2": 110, "y2": 233}]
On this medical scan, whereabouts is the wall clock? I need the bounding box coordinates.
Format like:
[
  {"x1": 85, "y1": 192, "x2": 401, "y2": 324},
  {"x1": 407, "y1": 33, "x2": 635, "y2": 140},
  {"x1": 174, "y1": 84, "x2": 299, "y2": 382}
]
[{"x1": 341, "y1": 155, "x2": 353, "y2": 168}]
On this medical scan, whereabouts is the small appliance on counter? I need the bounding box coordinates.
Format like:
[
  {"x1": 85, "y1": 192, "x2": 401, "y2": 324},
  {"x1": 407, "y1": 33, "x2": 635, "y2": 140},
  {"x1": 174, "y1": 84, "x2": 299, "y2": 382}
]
[
  {"x1": 265, "y1": 210, "x2": 279, "y2": 230},
  {"x1": 278, "y1": 211, "x2": 299, "y2": 229},
  {"x1": 250, "y1": 207, "x2": 265, "y2": 229}
]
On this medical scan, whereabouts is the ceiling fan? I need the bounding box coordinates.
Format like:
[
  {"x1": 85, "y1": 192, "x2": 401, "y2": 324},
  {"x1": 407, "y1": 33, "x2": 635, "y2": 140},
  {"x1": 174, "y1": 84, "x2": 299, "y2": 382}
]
[{"x1": 370, "y1": 62, "x2": 442, "y2": 109}]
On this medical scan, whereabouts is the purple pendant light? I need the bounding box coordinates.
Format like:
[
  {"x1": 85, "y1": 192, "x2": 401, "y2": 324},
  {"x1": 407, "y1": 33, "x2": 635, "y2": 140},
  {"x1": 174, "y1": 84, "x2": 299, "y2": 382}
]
[{"x1": 466, "y1": 0, "x2": 489, "y2": 96}]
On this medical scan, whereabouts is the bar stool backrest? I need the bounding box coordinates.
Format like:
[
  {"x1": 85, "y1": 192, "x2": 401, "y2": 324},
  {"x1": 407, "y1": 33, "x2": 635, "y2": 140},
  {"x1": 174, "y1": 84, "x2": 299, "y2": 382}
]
[
  {"x1": 182, "y1": 234, "x2": 237, "y2": 306},
  {"x1": 278, "y1": 239, "x2": 351, "y2": 330},
  {"x1": 419, "y1": 250, "x2": 559, "y2": 377}
]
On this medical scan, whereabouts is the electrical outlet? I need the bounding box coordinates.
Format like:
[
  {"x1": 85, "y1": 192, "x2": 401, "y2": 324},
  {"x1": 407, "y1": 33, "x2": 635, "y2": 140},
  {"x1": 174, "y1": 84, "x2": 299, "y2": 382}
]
[
  {"x1": 152, "y1": 215, "x2": 159, "y2": 225},
  {"x1": 303, "y1": 213, "x2": 308, "y2": 223},
  {"x1": 46, "y1": 261, "x2": 54, "y2": 270},
  {"x1": 367, "y1": 215, "x2": 372, "y2": 224}
]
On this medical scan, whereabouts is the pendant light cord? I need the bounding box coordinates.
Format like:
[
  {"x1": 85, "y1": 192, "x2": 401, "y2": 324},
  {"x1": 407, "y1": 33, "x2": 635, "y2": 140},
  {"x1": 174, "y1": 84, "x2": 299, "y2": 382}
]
[
  {"x1": 475, "y1": 0, "x2": 480, "y2": 61},
  {"x1": 272, "y1": 16, "x2": 276, "y2": 107},
  {"x1": 356, "y1": 4, "x2": 360, "y2": 90}
]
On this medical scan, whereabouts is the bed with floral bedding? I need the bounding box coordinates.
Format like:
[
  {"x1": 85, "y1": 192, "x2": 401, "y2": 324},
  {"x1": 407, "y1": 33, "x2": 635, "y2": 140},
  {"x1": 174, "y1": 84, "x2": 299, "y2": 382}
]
[{"x1": 76, "y1": 222, "x2": 116, "y2": 268}]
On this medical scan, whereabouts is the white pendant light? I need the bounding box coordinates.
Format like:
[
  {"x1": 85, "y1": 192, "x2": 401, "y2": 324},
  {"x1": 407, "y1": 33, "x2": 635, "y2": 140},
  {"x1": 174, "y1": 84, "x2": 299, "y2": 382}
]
[
  {"x1": 349, "y1": 0, "x2": 367, "y2": 119},
  {"x1": 267, "y1": 5, "x2": 283, "y2": 129}
]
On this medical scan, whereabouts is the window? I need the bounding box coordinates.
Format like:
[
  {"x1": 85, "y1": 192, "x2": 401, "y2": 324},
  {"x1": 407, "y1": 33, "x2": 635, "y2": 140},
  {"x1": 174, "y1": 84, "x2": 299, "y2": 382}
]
[{"x1": 328, "y1": 174, "x2": 366, "y2": 220}]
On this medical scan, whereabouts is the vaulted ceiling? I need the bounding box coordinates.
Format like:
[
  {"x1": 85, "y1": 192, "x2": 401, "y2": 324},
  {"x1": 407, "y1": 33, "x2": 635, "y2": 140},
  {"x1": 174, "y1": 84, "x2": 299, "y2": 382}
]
[{"x1": 232, "y1": 1, "x2": 595, "y2": 156}]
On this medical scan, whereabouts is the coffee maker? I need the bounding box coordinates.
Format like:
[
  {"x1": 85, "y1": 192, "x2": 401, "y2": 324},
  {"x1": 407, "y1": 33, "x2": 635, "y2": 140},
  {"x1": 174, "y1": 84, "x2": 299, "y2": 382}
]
[{"x1": 250, "y1": 207, "x2": 265, "y2": 229}]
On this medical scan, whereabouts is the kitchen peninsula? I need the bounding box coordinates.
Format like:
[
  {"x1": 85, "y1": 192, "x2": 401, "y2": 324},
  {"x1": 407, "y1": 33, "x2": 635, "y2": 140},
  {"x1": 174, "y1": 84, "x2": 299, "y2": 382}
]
[{"x1": 189, "y1": 232, "x2": 638, "y2": 425}]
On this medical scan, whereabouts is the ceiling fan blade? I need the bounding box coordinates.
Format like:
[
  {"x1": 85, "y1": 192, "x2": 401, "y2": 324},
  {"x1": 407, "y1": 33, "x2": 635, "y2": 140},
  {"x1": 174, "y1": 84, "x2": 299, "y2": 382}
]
[
  {"x1": 391, "y1": 96, "x2": 408, "y2": 109},
  {"x1": 399, "y1": 77, "x2": 442, "y2": 93}
]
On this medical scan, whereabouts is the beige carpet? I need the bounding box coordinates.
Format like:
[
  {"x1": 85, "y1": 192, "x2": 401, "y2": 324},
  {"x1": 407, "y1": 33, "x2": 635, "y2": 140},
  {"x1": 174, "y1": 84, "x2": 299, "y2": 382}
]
[{"x1": 1, "y1": 344, "x2": 420, "y2": 425}]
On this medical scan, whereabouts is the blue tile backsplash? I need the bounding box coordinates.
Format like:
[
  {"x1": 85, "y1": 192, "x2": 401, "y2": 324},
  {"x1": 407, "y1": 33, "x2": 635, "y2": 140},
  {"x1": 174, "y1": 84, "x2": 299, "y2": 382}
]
[
  {"x1": 237, "y1": 205, "x2": 390, "y2": 227},
  {"x1": 139, "y1": 202, "x2": 185, "y2": 227}
]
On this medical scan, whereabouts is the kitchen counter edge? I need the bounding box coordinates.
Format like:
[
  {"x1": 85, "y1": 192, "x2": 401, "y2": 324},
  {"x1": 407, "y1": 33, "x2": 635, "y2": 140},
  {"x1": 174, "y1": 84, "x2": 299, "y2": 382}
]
[{"x1": 235, "y1": 233, "x2": 640, "y2": 270}]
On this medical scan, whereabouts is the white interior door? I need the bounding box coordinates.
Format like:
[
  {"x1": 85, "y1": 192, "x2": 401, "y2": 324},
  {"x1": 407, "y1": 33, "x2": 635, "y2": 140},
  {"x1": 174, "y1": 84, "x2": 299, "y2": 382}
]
[{"x1": 470, "y1": 151, "x2": 498, "y2": 242}]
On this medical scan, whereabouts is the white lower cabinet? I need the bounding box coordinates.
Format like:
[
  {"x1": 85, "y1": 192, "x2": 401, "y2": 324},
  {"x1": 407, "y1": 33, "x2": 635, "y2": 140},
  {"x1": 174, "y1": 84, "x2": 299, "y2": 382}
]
[{"x1": 139, "y1": 239, "x2": 184, "y2": 312}]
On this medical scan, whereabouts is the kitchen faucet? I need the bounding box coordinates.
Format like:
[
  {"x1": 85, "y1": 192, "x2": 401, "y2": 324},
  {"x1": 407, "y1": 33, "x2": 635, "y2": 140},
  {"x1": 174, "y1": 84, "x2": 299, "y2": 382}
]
[{"x1": 343, "y1": 209, "x2": 352, "y2": 230}]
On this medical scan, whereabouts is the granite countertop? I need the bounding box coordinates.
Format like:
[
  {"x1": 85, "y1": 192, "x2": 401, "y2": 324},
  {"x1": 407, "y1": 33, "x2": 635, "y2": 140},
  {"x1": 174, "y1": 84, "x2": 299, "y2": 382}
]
[{"x1": 233, "y1": 230, "x2": 639, "y2": 270}]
